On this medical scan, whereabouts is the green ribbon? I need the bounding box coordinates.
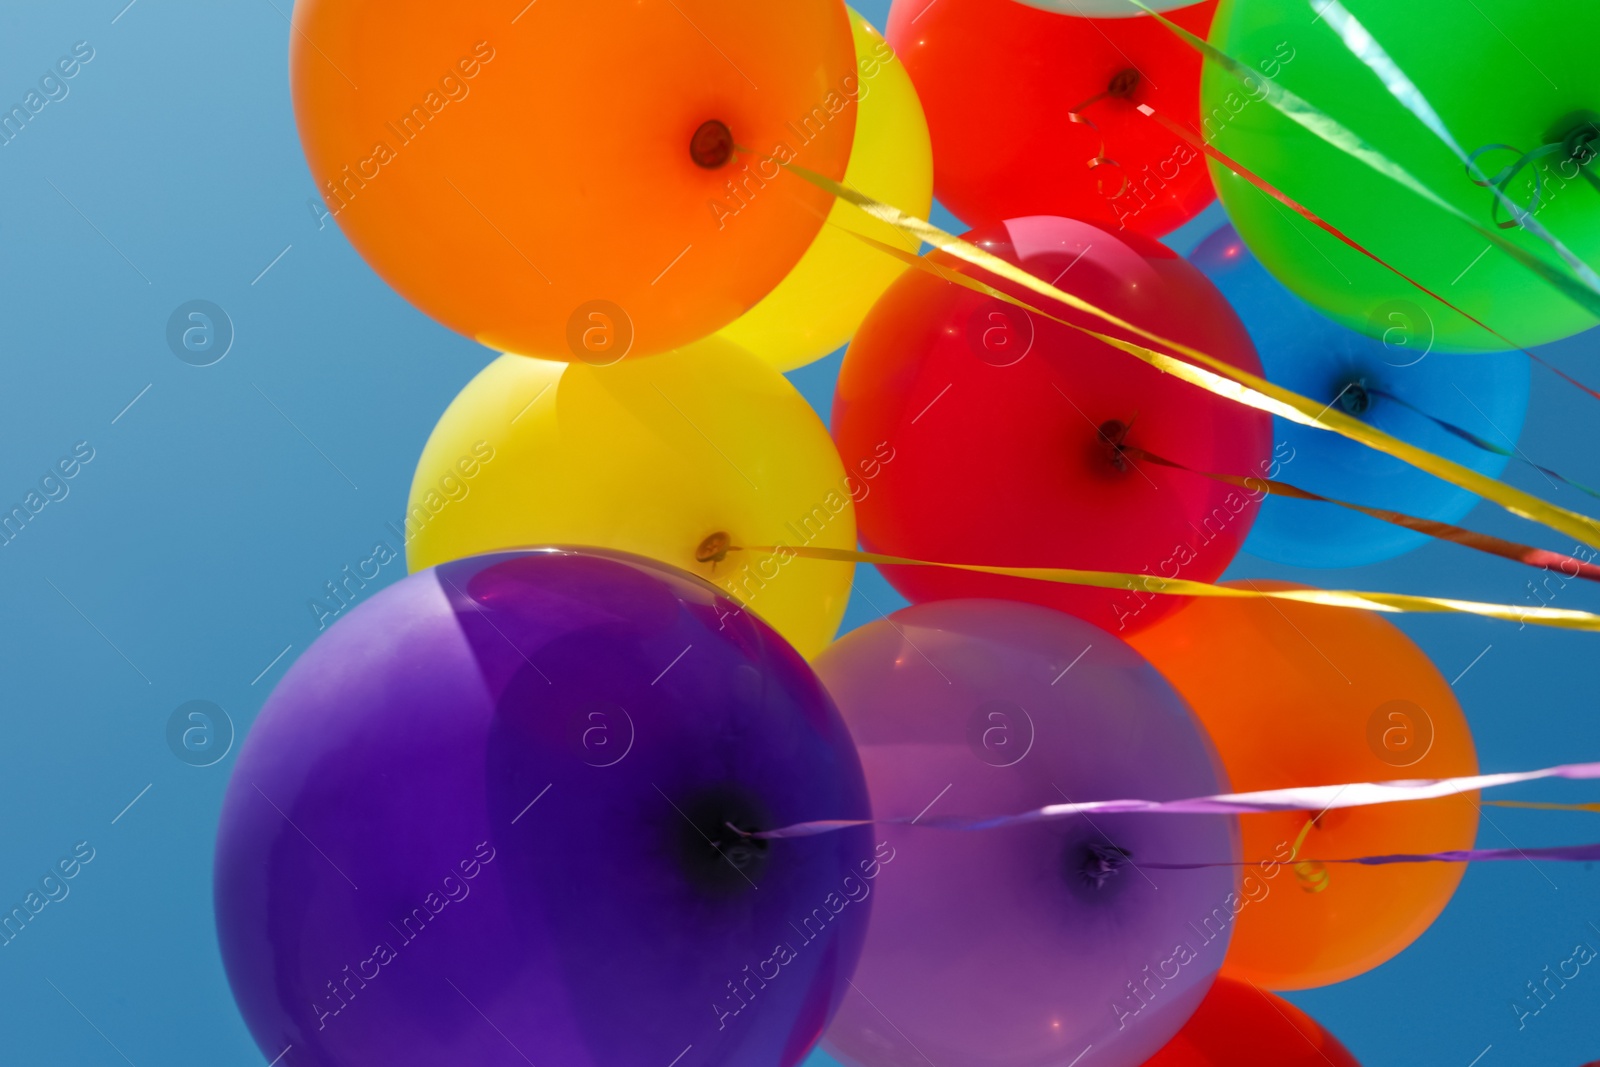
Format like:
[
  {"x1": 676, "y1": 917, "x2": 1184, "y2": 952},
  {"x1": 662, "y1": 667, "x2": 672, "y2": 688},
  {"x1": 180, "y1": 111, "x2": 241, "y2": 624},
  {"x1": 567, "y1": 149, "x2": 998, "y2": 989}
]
[{"x1": 1470, "y1": 117, "x2": 1600, "y2": 230}]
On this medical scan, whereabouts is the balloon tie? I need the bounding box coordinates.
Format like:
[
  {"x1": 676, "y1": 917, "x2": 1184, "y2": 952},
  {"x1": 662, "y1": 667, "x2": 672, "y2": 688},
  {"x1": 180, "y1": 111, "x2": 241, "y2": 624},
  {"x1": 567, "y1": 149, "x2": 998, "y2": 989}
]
[
  {"x1": 1081, "y1": 842, "x2": 1133, "y2": 888},
  {"x1": 1067, "y1": 72, "x2": 1142, "y2": 199},
  {"x1": 1468, "y1": 114, "x2": 1600, "y2": 230},
  {"x1": 1096, "y1": 417, "x2": 1137, "y2": 473},
  {"x1": 695, "y1": 531, "x2": 732, "y2": 565},
  {"x1": 1288, "y1": 816, "x2": 1332, "y2": 894},
  {"x1": 690, "y1": 120, "x2": 735, "y2": 169},
  {"x1": 1334, "y1": 379, "x2": 1372, "y2": 417}
]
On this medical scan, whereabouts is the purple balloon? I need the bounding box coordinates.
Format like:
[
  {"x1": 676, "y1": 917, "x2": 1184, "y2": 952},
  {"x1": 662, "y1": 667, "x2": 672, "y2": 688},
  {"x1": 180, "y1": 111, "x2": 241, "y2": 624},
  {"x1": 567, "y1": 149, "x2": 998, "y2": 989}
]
[
  {"x1": 814, "y1": 600, "x2": 1240, "y2": 1067},
  {"x1": 215, "y1": 548, "x2": 873, "y2": 1067}
]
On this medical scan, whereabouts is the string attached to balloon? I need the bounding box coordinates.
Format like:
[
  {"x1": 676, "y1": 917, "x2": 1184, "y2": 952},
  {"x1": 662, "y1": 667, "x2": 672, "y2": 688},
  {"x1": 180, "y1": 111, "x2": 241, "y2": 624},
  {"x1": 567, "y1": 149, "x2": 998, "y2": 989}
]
[
  {"x1": 1116, "y1": 444, "x2": 1600, "y2": 581},
  {"x1": 1361, "y1": 387, "x2": 1600, "y2": 501},
  {"x1": 1309, "y1": 0, "x2": 1600, "y2": 295},
  {"x1": 1286, "y1": 816, "x2": 1331, "y2": 894},
  {"x1": 1130, "y1": 99, "x2": 1600, "y2": 405},
  {"x1": 1468, "y1": 117, "x2": 1600, "y2": 230},
  {"x1": 733, "y1": 543, "x2": 1600, "y2": 630},
  {"x1": 1487, "y1": 799, "x2": 1600, "y2": 814},
  {"x1": 740, "y1": 757, "x2": 1600, "y2": 837},
  {"x1": 1124, "y1": 0, "x2": 1600, "y2": 315},
  {"x1": 759, "y1": 169, "x2": 1600, "y2": 555},
  {"x1": 1066, "y1": 68, "x2": 1141, "y2": 198}
]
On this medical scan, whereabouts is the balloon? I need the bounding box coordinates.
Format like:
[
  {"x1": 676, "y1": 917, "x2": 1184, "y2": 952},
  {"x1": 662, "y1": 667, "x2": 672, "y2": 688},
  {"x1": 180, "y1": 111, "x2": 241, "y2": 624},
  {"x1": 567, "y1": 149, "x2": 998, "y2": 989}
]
[
  {"x1": 1018, "y1": 0, "x2": 1210, "y2": 14},
  {"x1": 1189, "y1": 223, "x2": 1530, "y2": 568},
  {"x1": 1127, "y1": 583, "x2": 1480, "y2": 990},
  {"x1": 216, "y1": 548, "x2": 873, "y2": 1067},
  {"x1": 717, "y1": 9, "x2": 933, "y2": 372},
  {"x1": 887, "y1": 0, "x2": 1217, "y2": 236},
  {"x1": 832, "y1": 215, "x2": 1271, "y2": 635},
  {"x1": 1141, "y1": 977, "x2": 1361, "y2": 1066},
  {"x1": 292, "y1": 0, "x2": 857, "y2": 359},
  {"x1": 815, "y1": 599, "x2": 1241, "y2": 1067},
  {"x1": 406, "y1": 339, "x2": 859, "y2": 659},
  {"x1": 1205, "y1": 0, "x2": 1600, "y2": 351}
]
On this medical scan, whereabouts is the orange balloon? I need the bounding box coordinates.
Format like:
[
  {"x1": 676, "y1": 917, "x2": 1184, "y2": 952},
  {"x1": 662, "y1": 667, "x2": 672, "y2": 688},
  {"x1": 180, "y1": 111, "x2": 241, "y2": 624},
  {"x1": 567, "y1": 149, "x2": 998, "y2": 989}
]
[
  {"x1": 1127, "y1": 583, "x2": 1479, "y2": 990},
  {"x1": 291, "y1": 0, "x2": 857, "y2": 359}
]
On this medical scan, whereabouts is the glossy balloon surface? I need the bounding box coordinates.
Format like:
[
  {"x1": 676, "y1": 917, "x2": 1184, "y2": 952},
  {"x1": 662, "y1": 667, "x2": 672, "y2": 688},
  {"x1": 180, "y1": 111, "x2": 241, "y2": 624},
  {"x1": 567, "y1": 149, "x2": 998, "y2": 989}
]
[
  {"x1": 1206, "y1": 0, "x2": 1600, "y2": 351},
  {"x1": 833, "y1": 215, "x2": 1270, "y2": 634},
  {"x1": 407, "y1": 341, "x2": 858, "y2": 659},
  {"x1": 817, "y1": 599, "x2": 1240, "y2": 1067},
  {"x1": 1141, "y1": 977, "x2": 1362, "y2": 1066},
  {"x1": 292, "y1": 0, "x2": 857, "y2": 358},
  {"x1": 216, "y1": 548, "x2": 873, "y2": 1067},
  {"x1": 718, "y1": 9, "x2": 933, "y2": 371},
  {"x1": 1190, "y1": 223, "x2": 1530, "y2": 567},
  {"x1": 1128, "y1": 583, "x2": 1480, "y2": 990},
  {"x1": 889, "y1": 0, "x2": 1217, "y2": 235}
]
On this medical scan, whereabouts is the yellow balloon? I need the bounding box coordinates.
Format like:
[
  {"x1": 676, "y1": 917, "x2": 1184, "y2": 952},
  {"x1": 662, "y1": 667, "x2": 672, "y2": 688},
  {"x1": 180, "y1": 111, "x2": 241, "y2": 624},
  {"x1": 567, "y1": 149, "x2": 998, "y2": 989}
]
[
  {"x1": 406, "y1": 339, "x2": 857, "y2": 659},
  {"x1": 716, "y1": 8, "x2": 933, "y2": 372}
]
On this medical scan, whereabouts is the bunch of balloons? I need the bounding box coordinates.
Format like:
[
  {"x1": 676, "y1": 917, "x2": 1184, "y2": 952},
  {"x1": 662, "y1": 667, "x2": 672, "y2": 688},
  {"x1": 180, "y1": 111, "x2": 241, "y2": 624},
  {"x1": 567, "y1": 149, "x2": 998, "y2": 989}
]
[{"x1": 212, "y1": 0, "x2": 1600, "y2": 1064}]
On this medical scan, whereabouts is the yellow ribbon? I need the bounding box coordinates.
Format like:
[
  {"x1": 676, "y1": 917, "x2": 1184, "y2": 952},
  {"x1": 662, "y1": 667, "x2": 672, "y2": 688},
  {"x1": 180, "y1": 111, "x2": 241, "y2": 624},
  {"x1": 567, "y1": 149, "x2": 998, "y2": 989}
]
[
  {"x1": 1288, "y1": 816, "x2": 1332, "y2": 894},
  {"x1": 774, "y1": 160, "x2": 1600, "y2": 556},
  {"x1": 737, "y1": 545, "x2": 1600, "y2": 633}
]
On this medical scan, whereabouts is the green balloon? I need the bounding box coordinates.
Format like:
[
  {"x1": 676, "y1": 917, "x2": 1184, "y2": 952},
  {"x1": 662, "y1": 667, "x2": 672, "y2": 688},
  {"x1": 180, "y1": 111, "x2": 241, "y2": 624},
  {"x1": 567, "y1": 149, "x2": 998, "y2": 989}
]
[{"x1": 1204, "y1": 0, "x2": 1600, "y2": 352}]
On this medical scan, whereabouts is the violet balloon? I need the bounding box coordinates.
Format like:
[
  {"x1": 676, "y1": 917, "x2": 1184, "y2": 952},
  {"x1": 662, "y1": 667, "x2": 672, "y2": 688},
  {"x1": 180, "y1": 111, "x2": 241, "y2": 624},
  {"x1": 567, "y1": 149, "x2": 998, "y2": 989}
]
[
  {"x1": 214, "y1": 548, "x2": 874, "y2": 1067},
  {"x1": 814, "y1": 600, "x2": 1240, "y2": 1067}
]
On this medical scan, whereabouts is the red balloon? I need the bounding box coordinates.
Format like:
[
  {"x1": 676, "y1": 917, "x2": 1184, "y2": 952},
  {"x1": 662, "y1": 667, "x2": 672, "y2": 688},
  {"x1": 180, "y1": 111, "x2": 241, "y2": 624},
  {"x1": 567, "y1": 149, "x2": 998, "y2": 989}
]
[
  {"x1": 1141, "y1": 977, "x2": 1362, "y2": 1066},
  {"x1": 887, "y1": 0, "x2": 1218, "y2": 236},
  {"x1": 832, "y1": 215, "x2": 1270, "y2": 635}
]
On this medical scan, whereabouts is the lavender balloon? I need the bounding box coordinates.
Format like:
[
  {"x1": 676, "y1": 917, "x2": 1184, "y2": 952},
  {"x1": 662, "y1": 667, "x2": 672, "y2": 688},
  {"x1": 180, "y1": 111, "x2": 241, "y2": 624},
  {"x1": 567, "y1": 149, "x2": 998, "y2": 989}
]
[
  {"x1": 215, "y1": 548, "x2": 873, "y2": 1067},
  {"x1": 814, "y1": 600, "x2": 1240, "y2": 1067}
]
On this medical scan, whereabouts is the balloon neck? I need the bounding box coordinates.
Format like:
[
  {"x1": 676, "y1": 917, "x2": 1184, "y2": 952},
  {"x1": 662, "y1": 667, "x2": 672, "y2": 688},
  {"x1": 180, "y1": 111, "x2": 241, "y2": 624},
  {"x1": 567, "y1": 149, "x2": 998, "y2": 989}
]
[
  {"x1": 696, "y1": 531, "x2": 733, "y2": 565},
  {"x1": 1097, "y1": 419, "x2": 1135, "y2": 474},
  {"x1": 1336, "y1": 381, "x2": 1372, "y2": 417},
  {"x1": 1547, "y1": 111, "x2": 1600, "y2": 170},
  {"x1": 1080, "y1": 842, "x2": 1132, "y2": 889},
  {"x1": 675, "y1": 789, "x2": 770, "y2": 891},
  {"x1": 1107, "y1": 68, "x2": 1141, "y2": 100},
  {"x1": 691, "y1": 120, "x2": 735, "y2": 169}
]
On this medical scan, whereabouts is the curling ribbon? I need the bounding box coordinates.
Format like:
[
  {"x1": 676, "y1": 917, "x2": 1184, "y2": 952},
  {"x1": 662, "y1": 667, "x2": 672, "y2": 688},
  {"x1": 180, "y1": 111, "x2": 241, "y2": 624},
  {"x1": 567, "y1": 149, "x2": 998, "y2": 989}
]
[
  {"x1": 747, "y1": 759, "x2": 1600, "y2": 839},
  {"x1": 1309, "y1": 0, "x2": 1600, "y2": 294},
  {"x1": 773, "y1": 163, "x2": 1600, "y2": 554},
  {"x1": 1467, "y1": 121, "x2": 1600, "y2": 231},
  {"x1": 1286, "y1": 816, "x2": 1332, "y2": 893},
  {"x1": 736, "y1": 543, "x2": 1600, "y2": 630},
  {"x1": 1130, "y1": 98, "x2": 1600, "y2": 404},
  {"x1": 1123, "y1": 0, "x2": 1600, "y2": 314}
]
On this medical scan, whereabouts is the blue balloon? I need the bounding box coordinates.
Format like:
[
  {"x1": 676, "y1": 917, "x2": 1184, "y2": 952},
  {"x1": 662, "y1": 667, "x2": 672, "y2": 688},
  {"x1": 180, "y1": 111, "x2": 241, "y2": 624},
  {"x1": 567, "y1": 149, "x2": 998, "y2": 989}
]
[{"x1": 1190, "y1": 224, "x2": 1531, "y2": 569}]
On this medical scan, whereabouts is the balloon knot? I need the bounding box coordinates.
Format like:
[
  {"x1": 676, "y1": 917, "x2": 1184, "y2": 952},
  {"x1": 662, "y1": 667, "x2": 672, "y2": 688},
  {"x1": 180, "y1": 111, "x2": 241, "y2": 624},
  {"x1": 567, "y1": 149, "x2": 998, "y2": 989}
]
[
  {"x1": 696, "y1": 531, "x2": 732, "y2": 565},
  {"x1": 1336, "y1": 381, "x2": 1372, "y2": 416},
  {"x1": 1097, "y1": 418, "x2": 1135, "y2": 473},
  {"x1": 1082, "y1": 842, "x2": 1133, "y2": 888},
  {"x1": 1107, "y1": 67, "x2": 1141, "y2": 99},
  {"x1": 691, "y1": 120, "x2": 735, "y2": 169}
]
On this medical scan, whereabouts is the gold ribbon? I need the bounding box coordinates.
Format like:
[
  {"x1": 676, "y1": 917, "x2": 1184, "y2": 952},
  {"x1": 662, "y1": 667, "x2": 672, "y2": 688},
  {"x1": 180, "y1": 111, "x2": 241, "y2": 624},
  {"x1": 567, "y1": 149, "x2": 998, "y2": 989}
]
[
  {"x1": 736, "y1": 544, "x2": 1600, "y2": 633},
  {"x1": 774, "y1": 161, "x2": 1600, "y2": 555}
]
